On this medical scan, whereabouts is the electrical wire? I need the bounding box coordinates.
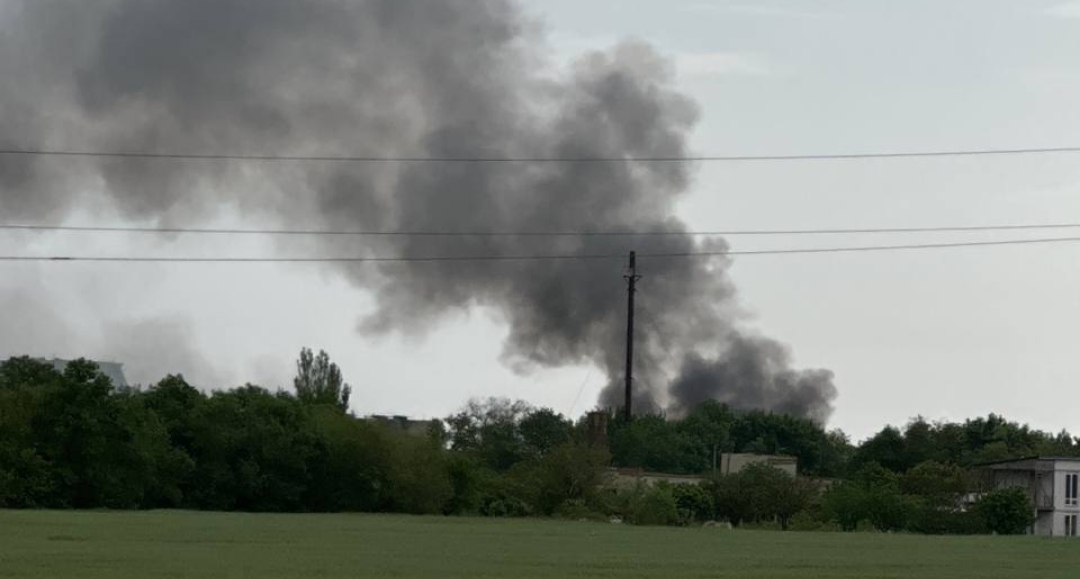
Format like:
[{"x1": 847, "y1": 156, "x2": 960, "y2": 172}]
[
  {"x1": 2, "y1": 146, "x2": 1080, "y2": 163},
  {"x1": 2, "y1": 236, "x2": 1079, "y2": 263},
  {"x1": 4, "y1": 222, "x2": 1080, "y2": 237}
]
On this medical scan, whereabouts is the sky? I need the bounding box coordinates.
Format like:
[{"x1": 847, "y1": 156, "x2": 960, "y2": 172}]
[{"x1": 2, "y1": 0, "x2": 1079, "y2": 440}]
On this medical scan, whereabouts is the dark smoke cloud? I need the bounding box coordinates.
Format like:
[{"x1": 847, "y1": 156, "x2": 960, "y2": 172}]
[
  {"x1": 669, "y1": 335, "x2": 837, "y2": 424},
  {"x1": 0, "y1": 0, "x2": 837, "y2": 421}
]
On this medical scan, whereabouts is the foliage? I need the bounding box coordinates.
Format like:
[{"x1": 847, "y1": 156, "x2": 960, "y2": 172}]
[
  {"x1": 293, "y1": 348, "x2": 351, "y2": 412},
  {"x1": 608, "y1": 401, "x2": 851, "y2": 477},
  {"x1": 976, "y1": 487, "x2": 1035, "y2": 535},
  {"x1": 671, "y1": 483, "x2": 714, "y2": 524},
  {"x1": 705, "y1": 463, "x2": 814, "y2": 528},
  {"x1": 627, "y1": 483, "x2": 681, "y2": 526},
  {"x1": 1, "y1": 352, "x2": 1075, "y2": 537},
  {"x1": 855, "y1": 416, "x2": 1080, "y2": 473}
]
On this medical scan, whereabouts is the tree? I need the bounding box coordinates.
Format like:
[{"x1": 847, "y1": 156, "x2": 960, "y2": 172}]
[
  {"x1": 293, "y1": 348, "x2": 351, "y2": 412},
  {"x1": 513, "y1": 442, "x2": 611, "y2": 516},
  {"x1": 705, "y1": 463, "x2": 812, "y2": 528},
  {"x1": 976, "y1": 488, "x2": 1034, "y2": 535},
  {"x1": 822, "y1": 482, "x2": 867, "y2": 532},
  {"x1": 519, "y1": 408, "x2": 573, "y2": 458},
  {"x1": 853, "y1": 426, "x2": 908, "y2": 472},
  {"x1": 186, "y1": 386, "x2": 319, "y2": 511},
  {"x1": 446, "y1": 398, "x2": 532, "y2": 471},
  {"x1": 306, "y1": 407, "x2": 390, "y2": 512},
  {"x1": 671, "y1": 483, "x2": 714, "y2": 524},
  {"x1": 901, "y1": 461, "x2": 969, "y2": 508},
  {"x1": 628, "y1": 483, "x2": 681, "y2": 526}
]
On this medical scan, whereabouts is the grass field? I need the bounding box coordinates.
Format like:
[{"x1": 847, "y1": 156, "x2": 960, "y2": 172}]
[{"x1": 2, "y1": 510, "x2": 1079, "y2": 578}]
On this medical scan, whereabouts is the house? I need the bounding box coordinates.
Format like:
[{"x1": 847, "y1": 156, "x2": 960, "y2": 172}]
[
  {"x1": 40, "y1": 358, "x2": 128, "y2": 388},
  {"x1": 369, "y1": 414, "x2": 440, "y2": 437},
  {"x1": 608, "y1": 468, "x2": 705, "y2": 489},
  {"x1": 717, "y1": 453, "x2": 798, "y2": 477},
  {"x1": 609, "y1": 453, "x2": 799, "y2": 489},
  {"x1": 977, "y1": 456, "x2": 1080, "y2": 537}
]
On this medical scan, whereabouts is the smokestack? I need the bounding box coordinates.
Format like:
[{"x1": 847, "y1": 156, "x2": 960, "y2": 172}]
[
  {"x1": 585, "y1": 410, "x2": 610, "y2": 449},
  {"x1": 0, "y1": 0, "x2": 837, "y2": 423}
]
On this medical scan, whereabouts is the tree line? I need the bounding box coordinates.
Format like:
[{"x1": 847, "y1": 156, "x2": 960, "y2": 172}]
[{"x1": 0, "y1": 353, "x2": 1074, "y2": 535}]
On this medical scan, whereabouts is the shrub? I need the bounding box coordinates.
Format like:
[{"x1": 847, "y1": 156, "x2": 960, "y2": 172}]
[
  {"x1": 821, "y1": 482, "x2": 866, "y2": 531},
  {"x1": 628, "y1": 483, "x2": 681, "y2": 526},
  {"x1": 976, "y1": 487, "x2": 1034, "y2": 535},
  {"x1": 671, "y1": 483, "x2": 714, "y2": 524}
]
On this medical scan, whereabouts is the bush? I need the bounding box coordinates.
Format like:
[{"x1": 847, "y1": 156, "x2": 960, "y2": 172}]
[
  {"x1": 628, "y1": 483, "x2": 681, "y2": 526},
  {"x1": 864, "y1": 486, "x2": 913, "y2": 532},
  {"x1": 671, "y1": 483, "x2": 714, "y2": 524},
  {"x1": 976, "y1": 487, "x2": 1034, "y2": 535},
  {"x1": 788, "y1": 509, "x2": 840, "y2": 532},
  {"x1": 555, "y1": 499, "x2": 607, "y2": 521},
  {"x1": 906, "y1": 501, "x2": 986, "y2": 535},
  {"x1": 483, "y1": 496, "x2": 532, "y2": 517},
  {"x1": 821, "y1": 482, "x2": 866, "y2": 531},
  {"x1": 704, "y1": 464, "x2": 813, "y2": 528}
]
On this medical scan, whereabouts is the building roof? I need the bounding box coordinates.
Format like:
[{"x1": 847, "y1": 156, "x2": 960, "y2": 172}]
[{"x1": 975, "y1": 456, "x2": 1080, "y2": 470}]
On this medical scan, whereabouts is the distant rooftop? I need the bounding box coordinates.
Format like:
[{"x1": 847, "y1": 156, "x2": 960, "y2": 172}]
[
  {"x1": 40, "y1": 358, "x2": 128, "y2": 388},
  {"x1": 976, "y1": 456, "x2": 1080, "y2": 470}
]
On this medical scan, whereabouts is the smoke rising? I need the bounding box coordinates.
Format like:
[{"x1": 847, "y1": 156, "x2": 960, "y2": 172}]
[{"x1": 0, "y1": 0, "x2": 837, "y2": 421}]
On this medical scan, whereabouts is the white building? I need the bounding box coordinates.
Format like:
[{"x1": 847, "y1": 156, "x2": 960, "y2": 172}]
[
  {"x1": 980, "y1": 457, "x2": 1080, "y2": 537},
  {"x1": 40, "y1": 358, "x2": 128, "y2": 388}
]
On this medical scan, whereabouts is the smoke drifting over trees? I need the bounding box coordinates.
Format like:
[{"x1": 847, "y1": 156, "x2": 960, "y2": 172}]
[{"x1": 0, "y1": 0, "x2": 836, "y2": 421}]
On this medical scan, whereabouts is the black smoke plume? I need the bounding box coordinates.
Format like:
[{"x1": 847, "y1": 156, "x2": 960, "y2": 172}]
[{"x1": 0, "y1": 0, "x2": 837, "y2": 421}]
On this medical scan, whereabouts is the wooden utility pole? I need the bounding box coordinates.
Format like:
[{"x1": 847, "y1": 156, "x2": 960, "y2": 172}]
[{"x1": 623, "y1": 251, "x2": 641, "y2": 422}]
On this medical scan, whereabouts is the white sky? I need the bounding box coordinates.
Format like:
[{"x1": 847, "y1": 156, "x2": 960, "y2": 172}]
[{"x1": 3, "y1": 0, "x2": 1080, "y2": 440}]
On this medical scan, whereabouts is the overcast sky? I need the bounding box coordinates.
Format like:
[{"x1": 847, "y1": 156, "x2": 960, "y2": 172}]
[{"x1": 2, "y1": 0, "x2": 1079, "y2": 440}]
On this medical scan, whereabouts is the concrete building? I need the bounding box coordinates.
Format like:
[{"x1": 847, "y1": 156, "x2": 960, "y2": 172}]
[
  {"x1": 370, "y1": 414, "x2": 440, "y2": 437},
  {"x1": 608, "y1": 468, "x2": 704, "y2": 489},
  {"x1": 609, "y1": 453, "x2": 799, "y2": 489},
  {"x1": 717, "y1": 453, "x2": 798, "y2": 477},
  {"x1": 978, "y1": 457, "x2": 1080, "y2": 537},
  {"x1": 40, "y1": 358, "x2": 128, "y2": 388}
]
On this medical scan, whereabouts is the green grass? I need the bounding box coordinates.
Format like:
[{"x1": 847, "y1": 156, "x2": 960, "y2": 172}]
[{"x1": 2, "y1": 510, "x2": 1079, "y2": 578}]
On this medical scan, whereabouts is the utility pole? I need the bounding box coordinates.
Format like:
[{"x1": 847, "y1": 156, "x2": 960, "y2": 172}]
[{"x1": 623, "y1": 251, "x2": 641, "y2": 423}]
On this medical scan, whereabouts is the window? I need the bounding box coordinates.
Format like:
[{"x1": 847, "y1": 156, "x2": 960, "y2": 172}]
[
  {"x1": 1066, "y1": 515, "x2": 1078, "y2": 537},
  {"x1": 1067, "y1": 473, "x2": 1079, "y2": 507}
]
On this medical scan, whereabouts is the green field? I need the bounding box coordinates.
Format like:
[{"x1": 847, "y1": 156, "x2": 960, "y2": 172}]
[{"x1": 1, "y1": 510, "x2": 1079, "y2": 578}]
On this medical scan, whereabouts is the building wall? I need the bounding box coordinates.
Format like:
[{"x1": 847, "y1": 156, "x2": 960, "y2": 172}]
[
  {"x1": 1052, "y1": 461, "x2": 1080, "y2": 536},
  {"x1": 1035, "y1": 512, "x2": 1054, "y2": 536},
  {"x1": 718, "y1": 453, "x2": 798, "y2": 477}
]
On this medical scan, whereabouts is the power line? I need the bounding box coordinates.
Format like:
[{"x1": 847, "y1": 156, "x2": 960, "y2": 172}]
[
  {"x1": 2, "y1": 236, "x2": 1079, "y2": 263},
  {"x1": 1, "y1": 146, "x2": 1080, "y2": 163},
  {"x1": 4, "y1": 222, "x2": 1080, "y2": 237}
]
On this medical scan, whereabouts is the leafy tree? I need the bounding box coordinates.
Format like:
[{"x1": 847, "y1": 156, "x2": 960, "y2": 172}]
[
  {"x1": 853, "y1": 426, "x2": 908, "y2": 472},
  {"x1": 512, "y1": 442, "x2": 610, "y2": 516},
  {"x1": 671, "y1": 483, "x2": 714, "y2": 524},
  {"x1": 294, "y1": 348, "x2": 351, "y2": 412},
  {"x1": 608, "y1": 414, "x2": 703, "y2": 474},
  {"x1": 306, "y1": 407, "x2": 390, "y2": 512},
  {"x1": 628, "y1": 483, "x2": 681, "y2": 526},
  {"x1": 705, "y1": 463, "x2": 812, "y2": 529},
  {"x1": 976, "y1": 487, "x2": 1035, "y2": 535},
  {"x1": 186, "y1": 386, "x2": 319, "y2": 511},
  {"x1": 384, "y1": 432, "x2": 453, "y2": 515},
  {"x1": 0, "y1": 376, "x2": 54, "y2": 507},
  {"x1": 519, "y1": 408, "x2": 574, "y2": 458},
  {"x1": 822, "y1": 482, "x2": 867, "y2": 532},
  {"x1": 900, "y1": 461, "x2": 969, "y2": 508},
  {"x1": 446, "y1": 398, "x2": 532, "y2": 470}
]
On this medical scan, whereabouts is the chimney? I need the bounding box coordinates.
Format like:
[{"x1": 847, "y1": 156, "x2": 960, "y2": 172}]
[{"x1": 585, "y1": 410, "x2": 610, "y2": 449}]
